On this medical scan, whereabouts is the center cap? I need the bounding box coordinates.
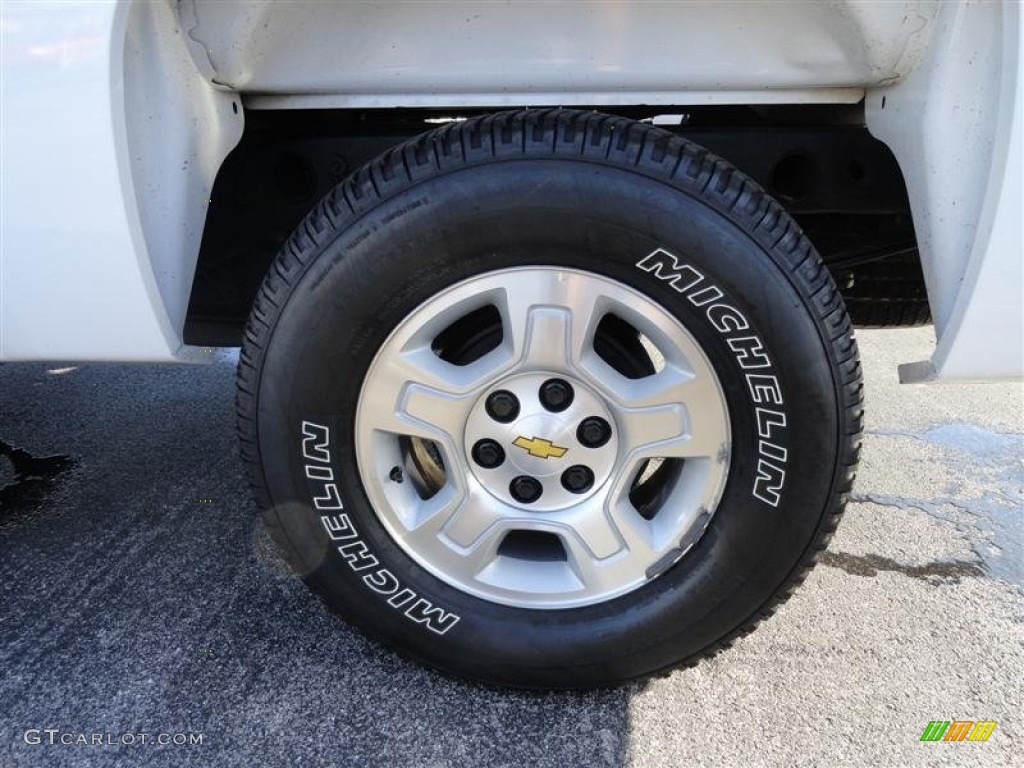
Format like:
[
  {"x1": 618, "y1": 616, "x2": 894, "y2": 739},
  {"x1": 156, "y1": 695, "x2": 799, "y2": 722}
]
[
  {"x1": 508, "y1": 414, "x2": 573, "y2": 475},
  {"x1": 464, "y1": 372, "x2": 619, "y2": 512},
  {"x1": 512, "y1": 435, "x2": 568, "y2": 461}
]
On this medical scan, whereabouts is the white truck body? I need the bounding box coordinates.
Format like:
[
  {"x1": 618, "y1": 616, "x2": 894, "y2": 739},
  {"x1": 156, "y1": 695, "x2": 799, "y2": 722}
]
[{"x1": 1, "y1": 0, "x2": 1020, "y2": 379}]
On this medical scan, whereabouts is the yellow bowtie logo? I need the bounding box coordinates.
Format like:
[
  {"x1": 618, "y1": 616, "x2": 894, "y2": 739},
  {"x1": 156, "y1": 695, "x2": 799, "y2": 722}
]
[{"x1": 512, "y1": 436, "x2": 569, "y2": 459}]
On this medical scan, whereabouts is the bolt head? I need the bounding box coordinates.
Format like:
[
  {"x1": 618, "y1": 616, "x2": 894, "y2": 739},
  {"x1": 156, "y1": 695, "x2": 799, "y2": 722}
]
[
  {"x1": 485, "y1": 390, "x2": 520, "y2": 423},
  {"x1": 577, "y1": 416, "x2": 612, "y2": 448},
  {"x1": 471, "y1": 439, "x2": 505, "y2": 469},
  {"x1": 539, "y1": 378, "x2": 574, "y2": 412},
  {"x1": 561, "y1": 465, "x2": 595, "y2": 494},
  {"x1": 509, "y1": 475, "x2": 543, "y2": 504}
]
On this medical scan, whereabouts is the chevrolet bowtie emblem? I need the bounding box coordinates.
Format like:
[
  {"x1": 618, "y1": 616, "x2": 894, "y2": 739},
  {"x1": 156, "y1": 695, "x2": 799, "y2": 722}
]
[{"x1": 512, "y1": 436, "x2": 569, "y2": 459}]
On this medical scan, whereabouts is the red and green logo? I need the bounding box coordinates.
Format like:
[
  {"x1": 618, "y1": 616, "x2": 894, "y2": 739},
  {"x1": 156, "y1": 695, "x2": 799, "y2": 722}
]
[{"x1": 920, "y1": 721, "x2": 997, "y2": 742}]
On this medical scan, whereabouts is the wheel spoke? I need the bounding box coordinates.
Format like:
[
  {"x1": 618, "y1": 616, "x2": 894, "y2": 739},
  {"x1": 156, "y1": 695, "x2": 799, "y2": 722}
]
[
  {"x1": 400, "y1": 482, "x2": 511, "y2": 579},
  {"x1": 440, "y1": 483, "x2": 508, "y2": 549},
  {"x1": 455, "y1": 524, "x2": 509, "y2": 578},
  {"x1": 399, "y1": 383, "x2": 471, "y2": 443},
  {"x1": 499, "y1": 272, "x2": 605, "y2": 371},
  {"x1": 524, "y1": 306, "x2": 575, "y2": 370},
  {"x1": 619, "y1": 404, "x2": 726, "y2": 460},
  {"x1": 564, "y1": 498, "x2": 626, "y2": 560},
  {"x1": 562, "y1": 499, "x2": 656, "y2": 592},
  {"x1": 617, "y1": 403, "x2": 686, "y2": 457},
  {"x1": 602, "y1": 364, "x2": 728, "y2": 460},
  {"x1": 400, "y1": 482, "x2": 464, "y2": 537},
  {"x1": 395, "y1": 345, "x2": 470, "y2": 393},
  {"x1": 359, "y1": 348, "x2": 478, "y2": 446},
  {"x1": 561, "y1": 535, "x2": 609, "y2": 594}
]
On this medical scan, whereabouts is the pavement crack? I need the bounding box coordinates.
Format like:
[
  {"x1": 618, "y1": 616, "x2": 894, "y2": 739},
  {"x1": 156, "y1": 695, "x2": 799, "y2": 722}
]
[
  {"x1": 852, "y1": 492, "x2": 993, "y2": 521},
  {"x1": 819, "y1": 550, "x2": 984, "y2": 584},
  {"x1": 851, "y1": 492, "x2": 936, "y2": 516},
  {"x1": 864, "y1": 428, "x2": 924, "y2": 442}
]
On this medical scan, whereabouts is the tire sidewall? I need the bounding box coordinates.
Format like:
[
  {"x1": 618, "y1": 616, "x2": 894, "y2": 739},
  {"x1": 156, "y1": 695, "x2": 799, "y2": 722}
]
[{"x1": 255, "y1": 160, "x2": 839, "y2": 684}]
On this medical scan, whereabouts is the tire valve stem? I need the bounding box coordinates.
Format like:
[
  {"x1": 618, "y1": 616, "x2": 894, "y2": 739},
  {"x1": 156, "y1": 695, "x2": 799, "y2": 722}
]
[{"x1": 389, "y1": 466, "x2": 404, "y2": 483}]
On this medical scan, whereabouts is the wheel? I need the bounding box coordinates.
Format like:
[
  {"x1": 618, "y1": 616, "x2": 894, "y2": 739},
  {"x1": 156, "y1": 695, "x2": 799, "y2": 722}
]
[{"x1": 237, "y1": 110, "x2": 863, "y2": 689}]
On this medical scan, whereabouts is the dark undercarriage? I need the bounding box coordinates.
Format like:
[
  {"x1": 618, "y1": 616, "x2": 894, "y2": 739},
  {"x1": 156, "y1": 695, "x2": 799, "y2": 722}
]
[{"x1": 185, "y1": 104, "x2": 927, "y2": 346}]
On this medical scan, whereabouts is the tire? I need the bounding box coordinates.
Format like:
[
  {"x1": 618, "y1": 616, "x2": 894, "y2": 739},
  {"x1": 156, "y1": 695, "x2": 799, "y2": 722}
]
[{"x1": 236, "y1": 109, "x2": 863, "y2": 689}]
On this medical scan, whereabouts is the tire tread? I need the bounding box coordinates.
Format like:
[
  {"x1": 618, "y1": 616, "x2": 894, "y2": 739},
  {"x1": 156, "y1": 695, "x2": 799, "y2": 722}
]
[{"x1": 236, "y1": 109, "x2": 863, "y2": 688}]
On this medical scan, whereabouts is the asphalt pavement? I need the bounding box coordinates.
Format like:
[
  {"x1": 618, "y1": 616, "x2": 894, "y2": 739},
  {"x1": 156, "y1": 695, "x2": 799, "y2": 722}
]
[{"x1": 1, "y1": 327, "x2": 1021, "y2": 767}]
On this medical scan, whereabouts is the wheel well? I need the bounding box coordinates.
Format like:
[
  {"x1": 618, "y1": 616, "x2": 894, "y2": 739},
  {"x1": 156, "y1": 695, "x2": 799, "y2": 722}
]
[{"x1": 184, "y1": 104, "x2": 924, "y2": 345}]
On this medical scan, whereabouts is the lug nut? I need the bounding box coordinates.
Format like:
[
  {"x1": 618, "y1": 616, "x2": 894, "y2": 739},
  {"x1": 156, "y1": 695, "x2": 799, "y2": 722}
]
[
  {"x1": 471, "y1": 439, "x2": 505, "y2": 469},
  {"x1": 539, "y1": 378, "x2": 574, "y2": 412},
  {"x1": 561, "y1": 465, "x2": 595, "y2": 494},
  {"x1": 577, "y1": 416, "x2": 612, "y2": 448},
  {"x1": 485, "y1": 390, "x2": 520, "y2": 423},
  {"x1": 509, "y1": 475, "x2": 543, "y2": 504}
]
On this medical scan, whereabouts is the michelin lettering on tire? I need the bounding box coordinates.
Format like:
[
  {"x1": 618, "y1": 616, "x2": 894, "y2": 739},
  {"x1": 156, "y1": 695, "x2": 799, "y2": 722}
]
[
  {"x1": 636, "y1": 248, "x2": 788, "y2": 507},
  {"x1": 235, "y1": 109, "x2": 862, "y2": 687},
  {"x1": 301, "y1": 421, "x2": 460, "y2": 635}
]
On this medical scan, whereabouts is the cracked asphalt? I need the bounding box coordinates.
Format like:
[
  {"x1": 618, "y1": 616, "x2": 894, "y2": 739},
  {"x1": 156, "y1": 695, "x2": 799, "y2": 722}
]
[{"x1": 1, "y1": 327, "x2": 1021, "y2": 767}]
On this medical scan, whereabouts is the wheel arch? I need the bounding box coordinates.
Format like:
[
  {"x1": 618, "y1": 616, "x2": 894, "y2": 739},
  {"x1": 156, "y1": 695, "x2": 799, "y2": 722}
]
[{"x1": 866, "y1": 0, "x2": 1023, "y2": 381}]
